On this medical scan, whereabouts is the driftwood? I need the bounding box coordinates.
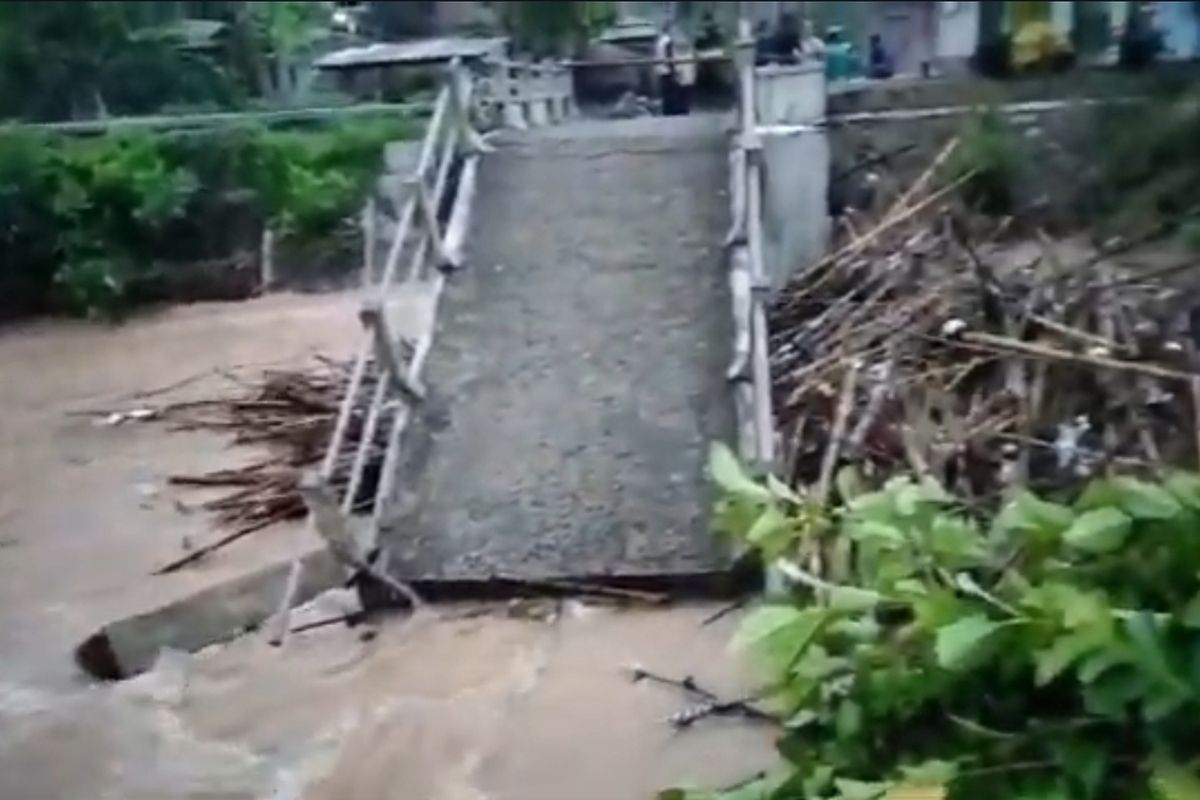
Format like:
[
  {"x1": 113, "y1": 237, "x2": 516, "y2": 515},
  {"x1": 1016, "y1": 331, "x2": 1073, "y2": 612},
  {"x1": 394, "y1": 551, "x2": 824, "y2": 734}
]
[
  {"x1": 627, "y1": 667, "x2": 780, "y2": 728},
  {"x1": 148, "y1": 359, "x2": 392, "y2": 574},
  {"x1": 768, "y1": 138, "x2": 1200, "y2": 507}
]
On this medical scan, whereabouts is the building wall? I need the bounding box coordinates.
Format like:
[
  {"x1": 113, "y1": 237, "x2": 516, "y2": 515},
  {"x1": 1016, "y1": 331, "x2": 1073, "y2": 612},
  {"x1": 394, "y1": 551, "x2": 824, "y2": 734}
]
[
  {"x1": 1153, "y1": 1, "x2": 1200, "y2": 59},
  {"x1": 936, "y1": 1, "x2": 980, "y2": 60}
]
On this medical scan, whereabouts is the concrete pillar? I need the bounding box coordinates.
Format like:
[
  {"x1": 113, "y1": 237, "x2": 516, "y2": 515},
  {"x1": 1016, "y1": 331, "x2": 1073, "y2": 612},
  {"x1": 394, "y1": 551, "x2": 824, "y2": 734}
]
[
  {"x1": 751, "y1": 63, "x2": 829, "y2": 288},
  {"x1": 754, "y1": 62, "x2": 825, "y2": 126},
  {"x1": 761, "y1": 130, "x2": 830, "y2": 289}
]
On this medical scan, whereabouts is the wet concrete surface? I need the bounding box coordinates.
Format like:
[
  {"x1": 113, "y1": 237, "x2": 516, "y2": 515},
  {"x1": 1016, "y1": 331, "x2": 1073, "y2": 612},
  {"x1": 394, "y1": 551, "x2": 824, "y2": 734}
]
[{"x1": 384, "y1": 115, "x2": 736, "y2": 582}]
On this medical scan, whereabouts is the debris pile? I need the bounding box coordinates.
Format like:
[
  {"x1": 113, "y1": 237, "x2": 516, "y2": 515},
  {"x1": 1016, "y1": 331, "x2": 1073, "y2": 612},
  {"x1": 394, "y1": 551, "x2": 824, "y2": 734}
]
[
  {"x1": 769, "y1": 140, "x2": 1200, "y2": 506},
  {"x1": 154, "y1": 359, "x2": 382, "y2": 573}
]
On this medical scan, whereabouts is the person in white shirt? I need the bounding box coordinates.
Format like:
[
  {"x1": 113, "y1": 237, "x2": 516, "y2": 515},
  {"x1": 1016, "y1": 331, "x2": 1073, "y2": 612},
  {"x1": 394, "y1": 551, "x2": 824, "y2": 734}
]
[{"x1": 655, "y1": 20, "x2": 692, "y2": 115}]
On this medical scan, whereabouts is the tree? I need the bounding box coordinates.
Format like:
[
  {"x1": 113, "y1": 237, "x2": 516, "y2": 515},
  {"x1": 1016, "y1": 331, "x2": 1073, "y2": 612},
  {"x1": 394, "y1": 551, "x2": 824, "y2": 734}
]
[
  {"x1": 249, "y1": 2, "x2": 331, "y2": 101},
  {"x1": 0, "y1": 2, "x2": 235, "y2": 121},
  {"x1": 493, "y1": 1, "x2": 617, "y2": 58},
  {"x1": 0, "y1": 2, "x2": 129, "y2": 119}
]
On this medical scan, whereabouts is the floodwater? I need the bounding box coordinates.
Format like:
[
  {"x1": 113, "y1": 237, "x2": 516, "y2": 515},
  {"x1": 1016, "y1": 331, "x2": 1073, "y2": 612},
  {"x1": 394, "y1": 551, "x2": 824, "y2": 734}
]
[{"x1": 0, "y1": 292, "x2": 775, "y2": 798}]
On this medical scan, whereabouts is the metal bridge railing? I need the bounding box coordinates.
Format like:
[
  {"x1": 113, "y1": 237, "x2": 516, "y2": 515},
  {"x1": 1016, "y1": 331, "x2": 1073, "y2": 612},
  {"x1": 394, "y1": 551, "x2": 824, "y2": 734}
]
[
  {"x1": 270, "y1": 56, "x2": 577, "y2": 640},
  {"x1": 726, "y1": 21, "x2": 777, "y2": 471}
]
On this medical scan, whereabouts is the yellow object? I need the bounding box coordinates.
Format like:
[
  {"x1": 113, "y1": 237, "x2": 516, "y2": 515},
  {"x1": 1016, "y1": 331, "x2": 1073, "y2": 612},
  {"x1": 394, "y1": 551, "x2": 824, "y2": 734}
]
[
  {"x1": 1012, "y1": 19, "x2": 1071, "y2": 70},
  {"x1": 1012, "y1": 0, "x2": 1051, "y2": 29}
]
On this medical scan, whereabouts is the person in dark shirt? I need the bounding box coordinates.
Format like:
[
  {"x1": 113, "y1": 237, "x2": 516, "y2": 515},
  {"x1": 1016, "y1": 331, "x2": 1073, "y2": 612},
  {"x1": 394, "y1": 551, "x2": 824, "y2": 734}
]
[
  {"x1": 770, "y1": 12, "x2": 801, "y2": 64},
  {"x1": 695, "y1": 10, "x2": 722, "y2": 50},
  {"x1": 868, "y1": 33, "x2": 895, "y2": 78},
  {"x1": 753, "y1": 19, "x2": 772, "y2": 66}
]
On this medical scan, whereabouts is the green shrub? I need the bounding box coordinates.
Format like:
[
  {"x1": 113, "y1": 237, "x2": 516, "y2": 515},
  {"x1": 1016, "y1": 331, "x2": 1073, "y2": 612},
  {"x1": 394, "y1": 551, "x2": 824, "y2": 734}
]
[
  {"x1": 1086, "y1": 89, "x2": 1200, "y2": 243},
  {"x1": 672, "y1": 445, "x2": 1200, "y2": 800},
  {"x1": 0, "y1": 128, "x2": 63, "y2": 315},
  {"x1": 0, "y1": 114, "x2": 416, "y2": 318},
  {"x1": 948, "y1": 108, "x2": 1022, "y2": 216}
]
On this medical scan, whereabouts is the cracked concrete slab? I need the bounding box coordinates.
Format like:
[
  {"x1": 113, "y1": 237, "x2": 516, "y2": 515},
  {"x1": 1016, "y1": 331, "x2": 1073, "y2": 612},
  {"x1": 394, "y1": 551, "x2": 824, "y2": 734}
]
[{"x1": 381, "y1": 114, "x2": 737, "y2": 584}]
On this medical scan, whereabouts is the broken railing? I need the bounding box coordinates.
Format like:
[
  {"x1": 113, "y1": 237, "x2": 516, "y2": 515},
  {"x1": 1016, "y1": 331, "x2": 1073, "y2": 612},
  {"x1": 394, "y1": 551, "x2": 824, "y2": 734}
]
[
  {"x1": 270, "y1": 57, "x2": 576, "y2": 638},
  {"x1": 726, "y1": 23, "x2": 777, "y2": 470},
  {"x1": 473, "y1": 58, "x2": 575, "y2": 130}
]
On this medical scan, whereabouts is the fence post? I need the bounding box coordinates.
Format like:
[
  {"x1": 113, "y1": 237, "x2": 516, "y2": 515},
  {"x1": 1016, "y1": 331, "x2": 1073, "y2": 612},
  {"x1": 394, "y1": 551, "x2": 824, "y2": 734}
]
[
  {"x1": 502, "y1": 63, "x2": 527, "y2": 129},
  {"x1": 735, "y1": 19, "x2": 756, "y2": 132},
  {"x1": 447, "y1": 56, "x2": 489, "y2": 153},
  {"x1": 259, "y1": 227, "x2": 276, "y2": 290}
]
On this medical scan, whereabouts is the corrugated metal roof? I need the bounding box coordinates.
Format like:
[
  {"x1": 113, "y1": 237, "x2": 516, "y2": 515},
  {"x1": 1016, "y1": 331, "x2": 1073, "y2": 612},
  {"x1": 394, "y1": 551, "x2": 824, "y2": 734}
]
[
  {"x1": 315, "y1": 36, "x2": 507, "y2": 70},
  {"x1": 596, "y1": 19, "x2": 660, "y2": 43}
]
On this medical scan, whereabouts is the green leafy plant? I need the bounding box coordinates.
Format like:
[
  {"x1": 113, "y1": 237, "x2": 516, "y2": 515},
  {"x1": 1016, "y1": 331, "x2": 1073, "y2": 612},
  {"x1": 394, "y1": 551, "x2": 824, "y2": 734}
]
[
  {"x1": 947, "y1": 108, "x2": 1022, "y2": 216},
  {"x1": 493, "y1": 1, "x2": 617, "y2": 57},
  {"x1": 0, "y1": 114, "x2": 414, "y2": 318},
  {"x1": 670, "y1": 444, "x2": 1200, "y2": 800},
  {"x1": 1086, "y1": 88, "x2": 1200, "y2": 245}
]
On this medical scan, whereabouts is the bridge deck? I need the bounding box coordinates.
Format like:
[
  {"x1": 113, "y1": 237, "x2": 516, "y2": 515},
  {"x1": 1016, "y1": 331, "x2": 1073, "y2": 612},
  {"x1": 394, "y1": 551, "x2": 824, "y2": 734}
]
[{"x1": 380, "y1": 115, "x2": 736, "y2": 586}]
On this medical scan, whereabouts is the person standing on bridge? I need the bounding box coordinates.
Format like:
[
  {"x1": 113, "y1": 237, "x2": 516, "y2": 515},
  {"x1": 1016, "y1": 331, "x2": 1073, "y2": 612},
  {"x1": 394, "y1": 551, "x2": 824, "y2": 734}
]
[{"x1": 655, "y1": 20, "x2": 691, "y2": 116}]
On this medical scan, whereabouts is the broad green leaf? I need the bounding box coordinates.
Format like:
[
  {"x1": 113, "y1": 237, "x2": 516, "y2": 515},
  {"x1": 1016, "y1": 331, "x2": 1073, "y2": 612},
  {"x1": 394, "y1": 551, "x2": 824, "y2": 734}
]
[
  {"x1": 713, "y1": 495, "x2": 762, "y2": 540},
  {"x1": 1078, "y1": 649, "x2": 1127, "y2": 684},
  {"x1": 1166, "y1": 472, "x2": 1200, "y2": 510},
  {"x1": 1074, "y1": 479, "x2": 1121, "y2": 512},
  {"x1": 994, "y1": 490, "x2": 1075, "y2": 537},
  {"x1": 836, "y1": 700, "x2": 863, "y2": 739},
  {"x1": 916, "y1": 476, "x2": 954, "y2": 504},
  {"x1": 1027, "y1": 583, "x2": 1111, "y2": 630},
  {"x1": 1124, "y1": 612, "x2": 1190, "y2": 694},
  {"x1": 884, "y1": 785, "x2": 947, "y2": 800},
  {"x1": 803, "y1": 767, "x2": 836, "y2": 797},
  {"x1": 829, "y1": 585, "x2": 883, "y2": 612},
  {"x1": 1035, "y1": 628, "x2": 1106, "y2": 685},
  {"x1": 1062, "y1": 507, "x2": 1131, "y2": 553},
  {"x1": 898, "y1": 761, "x2": 957, "y2": 786},
  {"x1": 1150, "y1": 760, "x2": 1200, "y2": 800},
  {"x1": 708, "y1": 442, "x2": 771, "y2": 502},
  {"x1": 895, "y1": 482, "x2": 923, "y2": 517},
  {"x1": 928, "y1": 514, "x2": 984, "y2": 560},
  {"x1": 848, "y1": 518, "x2": 907, "y2": 546},
  {"x1": 1183, "y1": 592, "x2": 1200, "y2": 628},
  {"x1": 766, "y1": 473, "x2": 804, "y2": 505},
  {"x1": 1145, "y1": 686, "x2": 1189, "y2": 721},
  {"x1": 732, "y1": 605, "x2": 806, "y2": 651},
  {"x1": 745, "y1": 504, "x2": 796, "y2": 558},
  {"x1": 717, "y1": 774, "x2": 784, "y2": 800},
  {"x1": 732, "y1": 605, "x2": 830, "y2": 675},
  {"x1": 828, "y1": 615, "x2": 882, "y2": 641},
  {"x1": 1053, "y1": 738, "x2": 1106, "y2": 800},
  {"x1": 935, "y1": 614, "x2": 1002, "y2": 670},
  {"x1": 1111, "y1": 476, "x2": 1183, "y2": 520},
  {"x1": 834, "y1": 778, "x2": 889, "y2": 800},
  {"x1": 893, "y1": 578, "x2": 928, "y2": 597},
  {"x1": 913, "y1": 589, "x2": 971, "y2": 631},
  {"x1": 848, "y1": 489, "x2": 897, "y2": 518},
  {"x1": 1083, "y1": 664, "x2": 1148, "y2": 716},
  {"x1": 661, "y1": 774, "x2": 784, "y2": 800}
]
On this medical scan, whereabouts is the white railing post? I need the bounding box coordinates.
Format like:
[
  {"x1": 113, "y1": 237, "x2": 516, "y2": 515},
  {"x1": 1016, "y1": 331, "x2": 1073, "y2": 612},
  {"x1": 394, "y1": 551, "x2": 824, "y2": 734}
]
[
  {"x1": 527, "y1": 63, "x2": 549, "y2": 126},
  {"x1": 560, "y1": 64, "x2": 575, "y2": 119},
  {"x1": 502, "y1": 63, "x2": 527, "y2": 129}
]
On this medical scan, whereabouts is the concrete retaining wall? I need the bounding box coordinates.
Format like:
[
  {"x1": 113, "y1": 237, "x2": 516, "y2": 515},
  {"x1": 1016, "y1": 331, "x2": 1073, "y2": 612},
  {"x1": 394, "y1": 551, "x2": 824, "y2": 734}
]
[{"x1": 754, "y1": 63, "x2": 831, "y2": 290}]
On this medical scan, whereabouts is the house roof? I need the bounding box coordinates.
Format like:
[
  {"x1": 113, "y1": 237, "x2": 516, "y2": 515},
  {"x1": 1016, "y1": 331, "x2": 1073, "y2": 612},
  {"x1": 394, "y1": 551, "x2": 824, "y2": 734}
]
[
  {"x1": 314, "y1": 36, "x2": 507, "y2": 70},
  {"x1": 161, "y1": 19, "x2": 228, "y2": 50},
  {"x1": 595, "y1": 19, "x2": 659, "y2": 44}
]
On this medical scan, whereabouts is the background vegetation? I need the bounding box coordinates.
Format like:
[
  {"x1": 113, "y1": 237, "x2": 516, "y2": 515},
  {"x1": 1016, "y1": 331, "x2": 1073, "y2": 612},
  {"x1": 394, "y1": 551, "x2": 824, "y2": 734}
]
[
  {"x1": 671, "y1": 446, "x2": 1200, "y2": 800},
  {"x1": 0, "y1": 116, "x2": 415, "y2": 319}
]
